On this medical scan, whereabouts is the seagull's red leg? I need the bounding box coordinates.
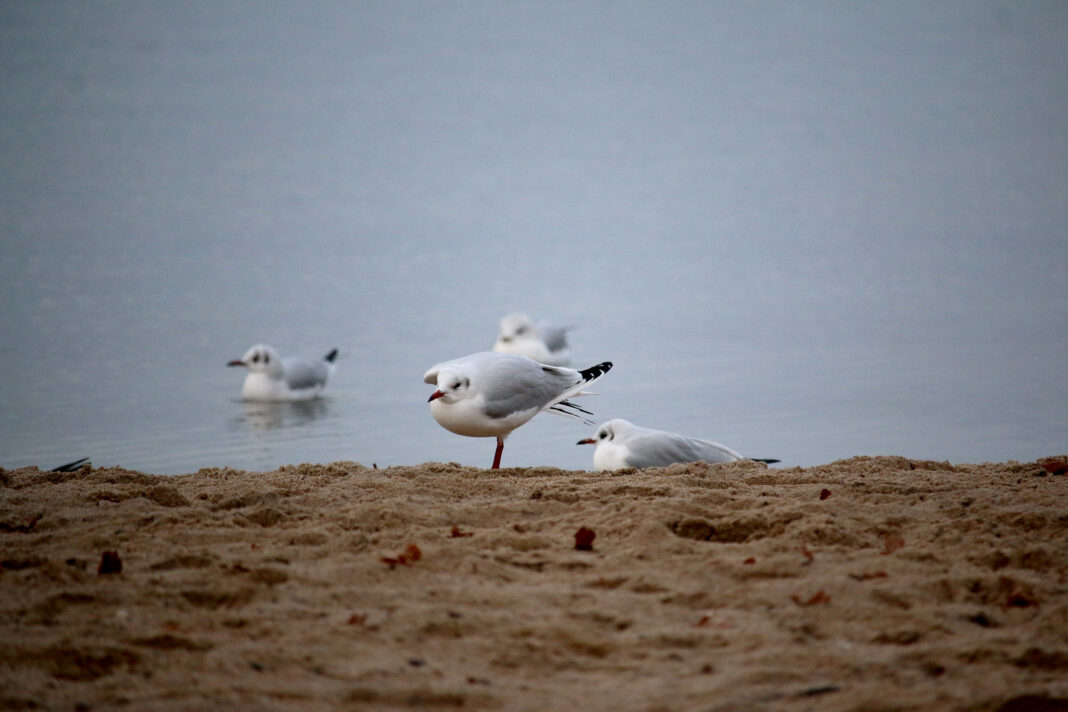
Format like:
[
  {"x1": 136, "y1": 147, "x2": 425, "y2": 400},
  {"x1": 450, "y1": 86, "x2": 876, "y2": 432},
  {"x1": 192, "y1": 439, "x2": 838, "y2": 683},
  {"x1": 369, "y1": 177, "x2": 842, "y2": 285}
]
[{"x1": 491, "y1": 437, "x2": 504, "y2": 469}]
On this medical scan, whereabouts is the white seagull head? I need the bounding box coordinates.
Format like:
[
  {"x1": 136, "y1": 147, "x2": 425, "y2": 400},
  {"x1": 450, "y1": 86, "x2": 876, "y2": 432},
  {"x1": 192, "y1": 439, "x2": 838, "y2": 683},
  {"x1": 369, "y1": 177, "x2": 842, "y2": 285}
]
[
  {"x1": 228, "y1": 344, "x2": 283, "y2": 379},
  {"x1": 426, "y1": 367, "x2": 471, "y2": 405},
  {"x1": 577, "y1": 418, "x2": 635, "y2": 470},
  {"x1": 492, "y1": 313, "x2": 540, "y2": 353}
]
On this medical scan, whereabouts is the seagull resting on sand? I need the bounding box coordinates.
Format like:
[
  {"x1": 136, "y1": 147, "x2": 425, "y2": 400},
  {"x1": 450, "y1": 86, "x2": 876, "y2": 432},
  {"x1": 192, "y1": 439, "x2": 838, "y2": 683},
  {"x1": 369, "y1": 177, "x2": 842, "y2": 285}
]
[{"x1": 578, "y1": 418, "x2": 779, "y2": 471}]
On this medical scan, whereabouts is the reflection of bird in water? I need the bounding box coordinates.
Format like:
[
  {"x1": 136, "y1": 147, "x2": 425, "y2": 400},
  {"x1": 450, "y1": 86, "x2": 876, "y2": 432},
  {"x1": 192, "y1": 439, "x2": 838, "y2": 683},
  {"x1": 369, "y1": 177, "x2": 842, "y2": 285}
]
[
  {"x1": 227, "y1": 344, "x2": 338, "y2": 401},
  {"x1": 236, "y1": 399, "x2": 331, "y2": 431},
  {"x1": 491, "y1": 313, "x2": 572, "y2": 366}
]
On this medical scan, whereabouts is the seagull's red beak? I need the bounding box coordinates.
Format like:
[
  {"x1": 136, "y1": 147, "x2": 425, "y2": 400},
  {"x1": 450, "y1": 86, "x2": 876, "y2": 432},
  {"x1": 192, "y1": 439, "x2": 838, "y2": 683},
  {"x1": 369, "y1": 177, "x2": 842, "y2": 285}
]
[
  {"x1": 227, "y1": 360, "x2": 246, "y2": 367},
  {"x1": 428, "y1": 390, "x2": 445, "y2": 402},
  {"x1": 576, "y1": 438, "x2": 596, "y2": 445}
]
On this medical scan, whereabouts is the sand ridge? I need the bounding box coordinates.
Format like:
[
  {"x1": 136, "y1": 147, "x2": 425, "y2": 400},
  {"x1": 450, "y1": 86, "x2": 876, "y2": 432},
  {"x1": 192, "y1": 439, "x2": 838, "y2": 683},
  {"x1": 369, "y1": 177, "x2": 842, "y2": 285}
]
[{"x1": 1, "y1": 456, "x2": 1066, "y2": 711}]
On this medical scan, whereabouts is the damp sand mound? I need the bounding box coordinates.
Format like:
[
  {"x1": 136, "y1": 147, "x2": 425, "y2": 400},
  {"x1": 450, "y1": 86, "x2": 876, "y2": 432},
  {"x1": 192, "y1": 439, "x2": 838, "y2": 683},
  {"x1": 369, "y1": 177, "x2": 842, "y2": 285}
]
[{"x1": 2, "y1": 456, "x2": 1066, "y2": 711}]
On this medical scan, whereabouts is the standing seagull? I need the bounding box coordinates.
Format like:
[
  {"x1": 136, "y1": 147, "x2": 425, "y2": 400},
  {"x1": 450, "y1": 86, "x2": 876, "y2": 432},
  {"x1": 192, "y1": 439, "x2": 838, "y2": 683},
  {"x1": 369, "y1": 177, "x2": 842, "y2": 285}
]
[
  {"x1": 424, "y1": 352, "x2": 612, "y2": 469},
  {"x1": 227, "y1": 344, "x2": 338, "y2": 401},
  {"x1": 492, "y1": 312, "x2": 572, "y2": 365},
  {"x1": 577, "y1": 418, "x2": 779, "y2": 471}
]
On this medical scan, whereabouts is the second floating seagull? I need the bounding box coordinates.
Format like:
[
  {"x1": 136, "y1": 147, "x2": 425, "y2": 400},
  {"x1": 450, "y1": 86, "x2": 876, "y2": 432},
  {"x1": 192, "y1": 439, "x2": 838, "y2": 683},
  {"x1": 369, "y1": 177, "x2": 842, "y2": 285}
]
[
  {"x1": 491, "y1": 312, "x2": 572, "y2": 365},
  {"x1": 228, "y1": 344, "x2": 338, "y2": 401}
]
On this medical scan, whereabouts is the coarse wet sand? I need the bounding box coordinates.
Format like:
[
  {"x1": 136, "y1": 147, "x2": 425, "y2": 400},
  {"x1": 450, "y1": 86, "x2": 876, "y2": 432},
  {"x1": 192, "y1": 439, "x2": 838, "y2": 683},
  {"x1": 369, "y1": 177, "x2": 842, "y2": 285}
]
[{"x1": 2, "y1": 455, "x2": 1066, "y2": 711}]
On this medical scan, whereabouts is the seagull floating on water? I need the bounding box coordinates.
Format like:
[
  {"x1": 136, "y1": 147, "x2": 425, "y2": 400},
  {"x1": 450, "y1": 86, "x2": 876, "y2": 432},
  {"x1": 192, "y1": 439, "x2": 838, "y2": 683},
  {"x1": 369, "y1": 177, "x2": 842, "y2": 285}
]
[
  {"x1": 227, "y1": 344, "x2": 338, "y2": 401},
  {"x1": 424, "y1": 351, "x2": 612, "y2": 469},
  {"x1": 491, "y1": 312, "x2": 572, "y2": 365},
  {"x1": 578, "y1": 418, "x2": 779, "y2": 471}
]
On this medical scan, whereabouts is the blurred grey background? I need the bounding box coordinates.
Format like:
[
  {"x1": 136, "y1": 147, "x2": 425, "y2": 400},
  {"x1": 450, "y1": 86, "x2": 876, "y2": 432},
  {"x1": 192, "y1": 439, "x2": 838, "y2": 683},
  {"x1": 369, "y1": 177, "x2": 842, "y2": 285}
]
[{"x1": 1, "y1": 1, "x2": 1065, "y2": 473}]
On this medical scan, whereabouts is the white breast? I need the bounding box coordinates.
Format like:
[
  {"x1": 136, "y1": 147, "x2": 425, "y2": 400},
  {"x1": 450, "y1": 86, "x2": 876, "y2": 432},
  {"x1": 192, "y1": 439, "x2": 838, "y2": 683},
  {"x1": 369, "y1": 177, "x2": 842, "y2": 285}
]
[
  {"x1": 241, "y1": 373, "x2": 322, "y2": 402},
  {"x1": 592, "y1": 441, "x2": 633, "y2": 471},
  {"x1": 429, "y1": 395, "x2": 538, "y2": 438}
]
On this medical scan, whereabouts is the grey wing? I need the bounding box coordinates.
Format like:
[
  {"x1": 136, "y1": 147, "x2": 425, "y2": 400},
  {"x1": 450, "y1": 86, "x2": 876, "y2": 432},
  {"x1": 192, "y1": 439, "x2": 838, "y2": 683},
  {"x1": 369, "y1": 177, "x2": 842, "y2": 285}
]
[
  {"x1": 627, "y1": 432, "x2": 738, "y2": 468},
  {"x1": 480, "y1": 360, "x2": 579, "y2": 419},
  {"x1": 283, "y1": 358, "x2": 329, "y2": 390},
  {"x1": 689, "y1": 437, "x2": 743, "y2": 463},
  {"x1": 539, "y1": 324, "x2": 571, "y2": 352}
]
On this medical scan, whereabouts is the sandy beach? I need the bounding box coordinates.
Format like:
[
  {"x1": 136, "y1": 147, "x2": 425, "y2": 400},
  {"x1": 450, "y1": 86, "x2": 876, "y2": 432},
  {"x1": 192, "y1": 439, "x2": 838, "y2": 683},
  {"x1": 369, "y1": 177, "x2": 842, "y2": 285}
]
[{"x1": 2, "y1": 455, "x2": 1066, "y2": 711}]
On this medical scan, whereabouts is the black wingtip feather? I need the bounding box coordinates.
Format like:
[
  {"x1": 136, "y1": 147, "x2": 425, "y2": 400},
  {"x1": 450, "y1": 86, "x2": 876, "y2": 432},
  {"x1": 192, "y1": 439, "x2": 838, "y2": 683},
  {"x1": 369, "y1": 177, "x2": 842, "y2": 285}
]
[
  {"x1": 324, "y1": 348, "x2": 339, "y2": 363},
  {"x1": 579, "y1": 361, "x2": 612, "y2": 382},
  {"x1": 556, "y1": 399, "x2": 594, "y2": 416},
  {"x1": 549, "y1": 405, "x2": 596, "y2": 426}
]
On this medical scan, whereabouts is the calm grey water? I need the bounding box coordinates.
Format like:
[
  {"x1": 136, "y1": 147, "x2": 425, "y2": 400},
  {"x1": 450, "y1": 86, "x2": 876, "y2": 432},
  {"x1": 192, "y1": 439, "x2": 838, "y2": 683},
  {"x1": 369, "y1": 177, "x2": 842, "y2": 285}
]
[{"x1": 2, "y1": 2, "x2": 1066, "y2": 474}]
